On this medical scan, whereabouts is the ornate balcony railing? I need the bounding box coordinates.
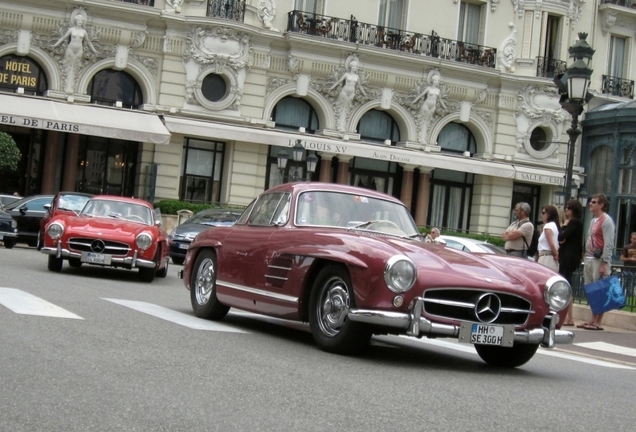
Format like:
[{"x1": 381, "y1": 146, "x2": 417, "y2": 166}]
[
  {"x1": 536, "y1": 57, "x2": 567, "y2": 78},
  {"x1": 117, "y1": 0, "x2": 155, "y2": 5},
  {"x1": 600, "y1": 0, "x2": 636, "y2": 8},
  {"x1": 207, "y1": 0, "x2": 246, "y2": 21},
  {"x1": 287, "y1": 11, "x2": 497, "y2": 68},
  {"x1": 602, "y1": 75, "x2": 635, "y2": 99}
]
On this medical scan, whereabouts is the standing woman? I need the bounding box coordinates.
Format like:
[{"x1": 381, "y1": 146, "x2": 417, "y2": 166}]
[
  {"x1": 558, "y1": 199, "x2": 584, "y2": 326},
  {"x1": 536, "y1": 205, "x2": 561, "y2": 271}
]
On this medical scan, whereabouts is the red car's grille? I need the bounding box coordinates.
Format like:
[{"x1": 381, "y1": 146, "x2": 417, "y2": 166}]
[
  {"x1": 422, "y1": 288, "x2": 532, "y2": 326},
  {"x1": 68, "y1": 237, "x2": 131, "y2": 255}
]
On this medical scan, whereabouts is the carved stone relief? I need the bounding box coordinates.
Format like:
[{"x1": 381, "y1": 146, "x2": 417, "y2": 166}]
[
  {"x1": 257, "y1": 0, "x2": 279, "y2": 32},
  {"x1": 406, "y1": 69, "x2": 449, "y2": 144},
  {"x1": 511, "y1": 0, "x2": 525, "y2": 19},
  {"x1": 514, "y1": 85, "x2": 568, "y2": 159},
  {"x1": 183, "y1": 26, "x2": 252, "y2": 111},
  {"x1": 320, "y1": 54, "x2": 372, "y2": 132},
  {"x1": 498, "y1": 22, "x2": 516, "y2": 73}
]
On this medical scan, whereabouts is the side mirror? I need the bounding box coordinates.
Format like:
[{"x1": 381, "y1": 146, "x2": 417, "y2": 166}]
[
  {"x1": 19, "y1": 206, "x2": 28, "y2": 214},
  {"x1": 44, "y1": 203, "x2": 51, "y2": 213}
]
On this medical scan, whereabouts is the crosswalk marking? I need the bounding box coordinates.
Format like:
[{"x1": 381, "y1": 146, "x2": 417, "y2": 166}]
[
  {"x1": 575, "y1": 341, "x2": 636, "y2": 358},
  {"x1": 0, "y1": 287, "x2": 83, "y2": 319},
  {"x1": 103, "y1": 298, "x2": 247, "y2": 333}
]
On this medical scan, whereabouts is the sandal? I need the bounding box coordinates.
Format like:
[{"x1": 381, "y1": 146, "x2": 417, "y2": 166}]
[
  {"x1": 582, "y1": 324, "x2": 604, "y2": 331},
  {"x1": 576, "y1": 323, "x2": 589, "y2": 328},
  {"x1": 563, "y1": 323, "x2": 575, "y2": 327}
]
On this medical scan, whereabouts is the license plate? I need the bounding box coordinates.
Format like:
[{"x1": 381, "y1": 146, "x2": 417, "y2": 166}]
[
  {"x1": 81, "y1": 252, "x2": 112, "y2": 265},
  {"x1": 458, "y1": 322, "x2": 514, "y2": 347},
  {"x1": 178, "y1": 243, "x2": 190, "y2": 250}
]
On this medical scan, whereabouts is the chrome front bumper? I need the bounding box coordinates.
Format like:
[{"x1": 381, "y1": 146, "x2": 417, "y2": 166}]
[
  {"x1": 41, "y1": 245, "x2": 156, "y2": 269},
  {"x1": 348, "y1": 297, "x2": 574, "y2": 349}
]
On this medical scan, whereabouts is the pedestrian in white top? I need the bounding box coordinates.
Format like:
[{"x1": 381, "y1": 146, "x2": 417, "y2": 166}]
[{"x1": 536, "y1": 205, "x2": 560, "y2": 272}]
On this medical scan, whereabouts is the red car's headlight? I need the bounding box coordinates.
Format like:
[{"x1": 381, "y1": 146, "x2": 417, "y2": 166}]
[
  {"x1": 47, "y1": 222, "x2": 64, "y2": 239},
  {"x1": 136, "y1": 233, "x2": 153, "y2": 250}
]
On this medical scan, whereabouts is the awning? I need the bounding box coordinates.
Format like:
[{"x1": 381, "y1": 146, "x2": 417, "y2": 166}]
[
  {"x1": 164, "y1": 116, "x2": 516, "y2": 179},
  {"x1": 0, "y1": 93, "x2": 171, "y2": 145}
]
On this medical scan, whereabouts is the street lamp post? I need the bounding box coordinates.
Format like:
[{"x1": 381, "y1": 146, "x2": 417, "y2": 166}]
[
  {"x1": 555, "y1": 33, "x2": 595, "y2": 204},
  {"x1": 277, "y1": 139, "x2": 318, "y2": 182}
]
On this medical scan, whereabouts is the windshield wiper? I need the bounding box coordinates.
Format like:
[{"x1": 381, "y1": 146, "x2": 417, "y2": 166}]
[{"x1": 347, "y1": 220, "x2": 379, "y2": 230}]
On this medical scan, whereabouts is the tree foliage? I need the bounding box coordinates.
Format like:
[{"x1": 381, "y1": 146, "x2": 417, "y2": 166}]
[{"x1": 0, "y1": 132, "x2": 20, "y2": 172}]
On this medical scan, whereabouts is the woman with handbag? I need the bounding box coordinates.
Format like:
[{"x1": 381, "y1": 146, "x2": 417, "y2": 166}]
[
  {"x1": 536, "y1": 205, "x2": 560, "y2": 272},
  {"x1": 558, "y1": 199, "x2": 584, "y2": 326}
]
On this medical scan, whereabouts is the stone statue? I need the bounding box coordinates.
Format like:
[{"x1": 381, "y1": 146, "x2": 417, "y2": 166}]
[
  {"x1": 328, "y1": 58, "x2": 367, "y2": 132},
  {"x1": 165, "y1": 0, "x2": 184, "y2": 13},
  {"x1": 411, "y1": 71, "x2": 447, "y2": 143},
  {"x1": 52, "y1": 10, "x2": 97, "y2": 94},
  {"x1": 257, "y1": 0, "x2": 279, "y2": 31}
]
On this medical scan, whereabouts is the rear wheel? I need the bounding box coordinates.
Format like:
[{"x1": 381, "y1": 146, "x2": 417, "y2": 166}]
[
  {"x1": 309, "y1": 264, "x2": 371, "y2": 354},
  {"x1": 190, "y1": 249, "x2": 229, "y2": 320},
  {"x1": 3, "y1": 238, "x2": 15, "y2": 249},
  {"x1": 47, "y1": 255, "x2": 63, "y2": 272},
  {"x1": 474, "y1": 343, "x2": 539, "y2": 368}
]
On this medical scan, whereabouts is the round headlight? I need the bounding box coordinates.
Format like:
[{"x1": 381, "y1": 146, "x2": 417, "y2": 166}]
[
  {"x1": 136, "y1": 233, "x2": 153, "y2": 250},
  {"x1": 384, "y1": 256, "x2": 417, "y2": 293},
  {"x1": 46, "y1": 222, "x2": 64, "y2": 239},
  {"x1": 11, "y1": 220, "x2": 17, "y2": 229},
  {"x1": 544, "y1": 275, "x2": 572, "y2": 311}
]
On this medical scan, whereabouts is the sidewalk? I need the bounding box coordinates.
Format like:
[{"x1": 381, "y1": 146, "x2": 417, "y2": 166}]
[{"x1": 572, "y1": 304, "x2": 636, "y2": 331}]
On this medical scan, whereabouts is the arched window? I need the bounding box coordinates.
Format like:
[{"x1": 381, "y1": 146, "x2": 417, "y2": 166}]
[
  {"x1": 272, "y1": 96, "x2": 319, "y2": 133},
  {"x1": 357, "y1": 109, "x2": 400, "y2": 145},
  {"x1": 0, "y1": 55, "x2": 48, "y2": 96},
  {"x1": 429, "y1": 123, "x2": 475, "y2": 231},
  {"x1": 349, "y1": 110, "x2": 401, "y2": 195},
  {"x1": 88, "y1": 70, "x2": 143, "y2": 109}
]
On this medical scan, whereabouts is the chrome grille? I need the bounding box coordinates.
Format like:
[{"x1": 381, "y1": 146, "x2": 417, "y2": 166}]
[
  {"x1": 68, "y1": 237, "x2": 131, "y2": 255},
  {"x1": 423, "y1": 288, "x2": 532, "y2": 326}
]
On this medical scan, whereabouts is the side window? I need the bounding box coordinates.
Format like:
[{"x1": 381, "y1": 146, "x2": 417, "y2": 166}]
[
  {"x1": 272, "y1": 194, "x2": 291, "y2": 225},
  {"x1": 28, "y1": 197, "x2": 53, "y2": 211},
  {"x1": 249, "y1": 193, "x2": 285, "y2": 226},
  {"x1": 235, "y1": 200, "x2": 255, "y2": 225}
]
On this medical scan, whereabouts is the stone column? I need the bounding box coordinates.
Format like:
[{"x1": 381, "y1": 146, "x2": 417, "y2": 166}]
[
  {"x1": 40, "y1": 131, "x2": 59, "y2": 194},
  {"x1": 62, "y1": 134, "x2": 80, "y2": 191},
  {"x1": 317, "y1": 152, "x2": 336, "y2": 183},
  {"x1": 399, "y1": 164, "x2": 417, "y2": 212},
  {"x1": 414, "y1": 168, "x2": 432, "y2": 227},
  {"x1": 335, "y1": 155, "x2": 354, "y2": 185}
]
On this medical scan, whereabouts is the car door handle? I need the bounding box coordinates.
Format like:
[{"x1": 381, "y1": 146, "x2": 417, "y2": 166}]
[{"x1": 237, "y1": 252, "x2": 247, "y2": 256}]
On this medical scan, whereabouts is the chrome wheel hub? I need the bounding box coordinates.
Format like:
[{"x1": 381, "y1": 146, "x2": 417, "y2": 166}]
[
  {"x1": 317, "y1": 277, "x2": 350, "y2": 337},
  {"x1": 195, "y1": 258, "x2": 215, "y2": 305}
]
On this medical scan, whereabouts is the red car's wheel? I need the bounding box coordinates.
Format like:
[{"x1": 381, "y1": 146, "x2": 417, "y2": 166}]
[
  {"x1": 474, "y1": 343, "x2": 539, "y2": 368},
  {"x1": 190, "y1": 249, "x2": 229, "y2": 320},
  {"x1": 47, "y1": 255, "x2": 63, "y2": 272},
  {"x1": 309, "y1": 264, "x2": 371, "y2": 354}
]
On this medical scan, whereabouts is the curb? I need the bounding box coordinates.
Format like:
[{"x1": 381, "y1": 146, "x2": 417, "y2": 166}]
[{"x1": 572, "y1": 304, "x2": 636, "y2": 331}]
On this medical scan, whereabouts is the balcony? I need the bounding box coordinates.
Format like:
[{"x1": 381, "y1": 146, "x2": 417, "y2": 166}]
[
  {"x1": 600, "y1": 0, "x2": 636, "y2": 8},
  {"x1": 117, "y1": 0, "x2": 155, "y2": 5},
  {"x1": 286, "y1": 11, "x2": 497, "y2": 68},
  {"x1": 536, "y1": 57, "x2": 567, "y2": 78},
  {"x1": 207, "y1": 0, "x2": 246, "y2": 22},
  {"x1": 602, "y1": 75, "x2": 635, "y2": 99}
]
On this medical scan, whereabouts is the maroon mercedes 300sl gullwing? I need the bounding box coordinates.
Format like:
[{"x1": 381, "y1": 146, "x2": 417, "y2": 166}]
[
  {"x1": 41, "y1": 195, "x2": 170, "y2": 283},
  {"x1": 179, "y1": 183, "x2": 574, "y2": 368}
]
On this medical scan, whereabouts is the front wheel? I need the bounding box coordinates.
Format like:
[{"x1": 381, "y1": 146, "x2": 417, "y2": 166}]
[
  {"x1": 171, "y1": 256, "x2": 185, "y2": 265},
  {"x1": 47, "y1": 255, "x2": 63, "y2": 272},
  {"x1": 190, "y1": 249, "x2": 229, "y2": 320},
  {"x1": 309, "y1": 264, "x2": 371, "y2": 354},
  {"x1": 3, "y1": 238, "x2": 16, "y2": 249},
  {"x1": 156, "y1": 257, "x2": 168, "y2": 278},
  {"x1": 474, "y1": 343, "x2": 539, "y2": 368}
]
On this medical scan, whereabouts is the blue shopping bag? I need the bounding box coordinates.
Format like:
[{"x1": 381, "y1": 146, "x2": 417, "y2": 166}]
[{"x1": 583, "y1": 276, "x2": 627, "y2": 315}]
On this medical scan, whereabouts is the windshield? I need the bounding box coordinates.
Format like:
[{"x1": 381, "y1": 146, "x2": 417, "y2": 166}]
[
  {"x1": 81, "y1": 199, "x2": 153, "y2": 225},
  {"x1": 189, "y1": 209, "x2": 242, "y2": 225},
  {"x1": 295, "y1": 191, "x2": 419, "y2": 237},
  {"x1": 58, "y1": 194, "x2": 92, "y2": 212}
]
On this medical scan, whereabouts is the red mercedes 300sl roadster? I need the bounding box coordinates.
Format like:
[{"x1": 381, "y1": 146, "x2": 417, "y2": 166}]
[
  {"x1": 41, "y1": 195, "x2": 170, "y2": 283},
  {"x1": 179, "y1": 183, "x2": 574, "y2": 367}
]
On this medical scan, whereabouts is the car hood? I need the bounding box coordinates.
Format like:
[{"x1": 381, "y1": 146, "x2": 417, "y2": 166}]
[{"x1": 54, "y1": 215, "x2": 154, "y2": 240}]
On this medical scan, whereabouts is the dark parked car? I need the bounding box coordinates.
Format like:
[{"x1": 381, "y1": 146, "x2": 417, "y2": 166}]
[
  {"x1": 180, "y1": 183, "x2": 574, "y2": 368},
  {"x1": 38, "y1": 192, "x2": 93, "y2": 249},
  {"x1": 3, "y1": 195, "x2": 54, "y2": 248},
  {"x1": 0, "y1": 194, "x2": 22, "y2": 210},
  {"x1": 0, "y1": 208, "x2": 18, "y2": 246},
  {"x1": 169, "y1": 208, "x2": 243, "y2": 265}
]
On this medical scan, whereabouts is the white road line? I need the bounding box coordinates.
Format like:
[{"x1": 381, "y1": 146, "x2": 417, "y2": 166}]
[
  {"x1": 0, "y1": 288, "x2": 83, "y2": 319},
  {"x1": 103, "y1": 298, "x2": 247, "y2": 333},
  {"x1": 398, "y1": 335, "x2": 636, "y2": 370},
  {"x1": 575, "y1": 341, "x2": 636, "y2": 358}
]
